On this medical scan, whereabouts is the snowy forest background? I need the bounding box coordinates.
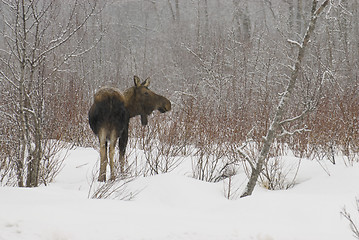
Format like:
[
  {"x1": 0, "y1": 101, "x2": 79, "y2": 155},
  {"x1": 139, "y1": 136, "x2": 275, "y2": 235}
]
[{"x1": 0, "y1": 0, "x2": 358, "y2": 189}]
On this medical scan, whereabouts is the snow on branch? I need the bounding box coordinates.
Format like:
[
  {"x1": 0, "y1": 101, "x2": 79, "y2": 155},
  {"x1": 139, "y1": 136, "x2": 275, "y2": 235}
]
[
  {"x1": 278, "y1": 126, "x2": 311, "y2": 138},
  {"x1": 287, "y1": 39, "x2": 302, "y2": 48}
]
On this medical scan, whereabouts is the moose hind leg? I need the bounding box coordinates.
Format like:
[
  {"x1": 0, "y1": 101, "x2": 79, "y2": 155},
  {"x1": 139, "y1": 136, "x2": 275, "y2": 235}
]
[
  {"x1": 119, "y1": 126, "x2": 128, "y2": 174},
  {"x1": 109, "y1": 130, "x2": 118, "y2": 181},
  {"x1": 98, "y1": 129, "x2": 108, "y2": 182}
]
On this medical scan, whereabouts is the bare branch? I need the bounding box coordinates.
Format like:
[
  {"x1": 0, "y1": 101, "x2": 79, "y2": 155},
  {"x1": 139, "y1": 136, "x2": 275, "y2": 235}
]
[
  {"x1": 287, "y1": 39, "x2": 302, "y2": 48},
  {"x1": 35, "y1": 1, "x2": 98, "y2": 64},
  {"x1": 279, "y1": 105, "x2": 313, "y2": 126},
  {"x1": 0, "y1": 69, "x2": 19, "y2": 89},
  {"x1": 341, "y1": 201, "x2": 359, "y2": 239},
  {"x1": 236, "y1": 143, "x2": 256, "y2": 171}
]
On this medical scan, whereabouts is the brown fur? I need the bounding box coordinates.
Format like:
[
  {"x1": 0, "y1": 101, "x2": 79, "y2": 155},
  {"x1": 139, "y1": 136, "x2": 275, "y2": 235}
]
[
  {"x1": 89, "y1": 76, "x2": 171, "y2": 181},
  {"x1": 94, "y1": 87, "x2": 125, "y2": 103}
]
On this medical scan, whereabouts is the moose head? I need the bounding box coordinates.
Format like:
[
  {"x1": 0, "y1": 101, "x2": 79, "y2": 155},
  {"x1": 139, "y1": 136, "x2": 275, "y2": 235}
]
[{"x1": 124, "y1": 75, "x2": 171, "y2": 125}]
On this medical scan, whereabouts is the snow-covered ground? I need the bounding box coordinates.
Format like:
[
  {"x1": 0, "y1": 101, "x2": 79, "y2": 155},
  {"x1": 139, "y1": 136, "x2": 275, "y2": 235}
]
[{"x1": 0, "y1": 146, "x2": 358, "y2": 240}]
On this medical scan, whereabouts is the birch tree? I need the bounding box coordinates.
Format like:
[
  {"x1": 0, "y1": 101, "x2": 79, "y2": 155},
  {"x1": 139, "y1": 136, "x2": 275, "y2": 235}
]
[
  {"x1": 241, "y1": 0, "x2": 330, "y2": 198},
  {"x1": 0, "y1": 0, "x2": 101, "y2": 187}
]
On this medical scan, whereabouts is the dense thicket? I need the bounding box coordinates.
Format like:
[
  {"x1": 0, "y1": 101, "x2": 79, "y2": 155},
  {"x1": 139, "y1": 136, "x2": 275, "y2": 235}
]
[{"x1": 1, "y1": 0, "x2": 358, "y2": 186}]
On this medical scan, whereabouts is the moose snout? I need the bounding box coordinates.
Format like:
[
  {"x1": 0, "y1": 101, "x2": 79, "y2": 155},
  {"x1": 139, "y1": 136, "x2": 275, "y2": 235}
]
[
  {"x1": 165, "y1": 100, "x2": 171, "y2": 111},
  {"x1": 159, "y1": 99, "x2": 171, "y2": 113}
]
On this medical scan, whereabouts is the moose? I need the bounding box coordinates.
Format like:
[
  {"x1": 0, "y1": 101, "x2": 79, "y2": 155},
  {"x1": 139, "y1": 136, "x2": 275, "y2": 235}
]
[{"x1": 88, "y1": 76, "x2": 171, "y2": 181}]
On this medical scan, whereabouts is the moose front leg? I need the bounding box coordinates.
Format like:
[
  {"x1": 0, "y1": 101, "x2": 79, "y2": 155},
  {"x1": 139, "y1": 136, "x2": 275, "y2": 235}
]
[{"x1": 140, "y1": 114, "x2": 148, "y2": 126}]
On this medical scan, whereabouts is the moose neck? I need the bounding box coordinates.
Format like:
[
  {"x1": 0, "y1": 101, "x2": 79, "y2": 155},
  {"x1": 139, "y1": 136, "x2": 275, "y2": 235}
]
[{"x1": 123, "y1": 87, "x2": 141, "y2": 118}]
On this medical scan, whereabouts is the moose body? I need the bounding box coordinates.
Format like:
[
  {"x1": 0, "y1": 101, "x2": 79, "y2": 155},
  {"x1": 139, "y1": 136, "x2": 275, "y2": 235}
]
[{"x1": 89, "y1": 76, "x2": 171, "y2": 181}]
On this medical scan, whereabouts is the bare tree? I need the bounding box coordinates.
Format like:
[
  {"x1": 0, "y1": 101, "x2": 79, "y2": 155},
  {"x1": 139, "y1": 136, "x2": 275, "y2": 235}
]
[
  {"x1": 241, "y1": 0, "x2": 330, "y2": 198},
  {"x1": 0, "y1": 0, "x2": 102, "y2": 187}
]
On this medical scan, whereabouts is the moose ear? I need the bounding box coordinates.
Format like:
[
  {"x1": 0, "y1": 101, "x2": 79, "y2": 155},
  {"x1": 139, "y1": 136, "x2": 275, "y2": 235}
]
[
  {"x1": 142, "y1": 78, "x2": 150, "y2": 87},
  {"x1": 134, "y1": 75, "x2": 141, "y2": 87}
]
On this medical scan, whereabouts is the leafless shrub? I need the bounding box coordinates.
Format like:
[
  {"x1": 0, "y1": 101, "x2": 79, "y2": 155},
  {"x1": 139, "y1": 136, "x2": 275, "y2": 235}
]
[
  {"x1": 0, "y1": 156, "x2": 17, "y2": 187},
  {"x1": 129, "y1": 113, "x2": 189, "y2": 176},
  {"x1": 38, "y1": 140, "x2": 70, "y2": 186},
  {"x1": 341, "y1": 199, "x2": 359, "y2": 239},
  {"x1": 288, "y1": 87, "x2": 359, "y2": 165},
  {"x1": 123, "y1": 141, "x2": 145, "y2": 177},
  {"x1": 227, "y1": 139, "x2": 300, "y2": 191},
  {"x1": 191, "y1": 144, "x2": 227, "y2": 182},
  {"x1": 260, "y1": 155, "x2": 301, "y2": 190},
  {"x1": 142, "y1": 141, "x2": 185, "y2": 176},
  {"x1": 90, "y1": 178, "x2": 140, "y2": 201},
  {"x1": 222, "y1": 166, "x2": 245, "y2": 200},
  {"x1": 88, "y1": 164, "x2": 140, "y2": 200},
  {"x1": 0, "y1": 138, "x2": 69, "y2": 187},
  {"x1": 341, "y1": 145, "x2": 359, "y2": 167},
  {"x1": 231, "y1": 141, "x2": 261, "y2": 179}
]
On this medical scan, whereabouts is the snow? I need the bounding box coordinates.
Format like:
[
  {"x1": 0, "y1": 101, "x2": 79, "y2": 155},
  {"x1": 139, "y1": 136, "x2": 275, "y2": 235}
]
[{"x1": 0, "y1": 147, "x2": 358, "y2": 240}]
